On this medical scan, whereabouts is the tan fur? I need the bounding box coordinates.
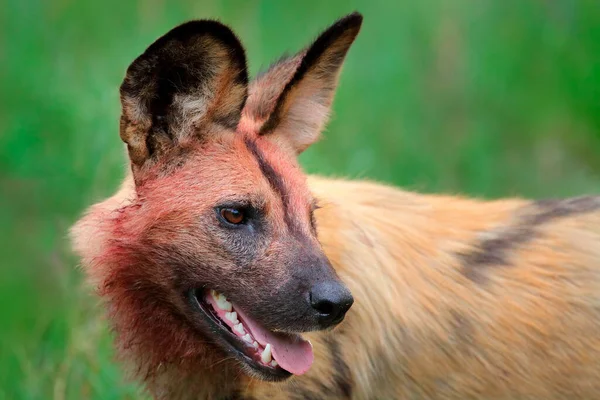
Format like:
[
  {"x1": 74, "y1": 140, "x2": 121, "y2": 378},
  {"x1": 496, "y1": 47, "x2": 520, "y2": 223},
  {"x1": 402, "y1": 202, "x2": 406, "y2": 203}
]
[{"x1": 72, "y1": 172, "x2": 600, "y2": 399}]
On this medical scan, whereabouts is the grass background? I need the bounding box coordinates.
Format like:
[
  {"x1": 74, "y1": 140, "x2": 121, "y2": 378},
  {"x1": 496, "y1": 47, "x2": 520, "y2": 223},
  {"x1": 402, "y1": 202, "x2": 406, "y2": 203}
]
[{"x1": 1, "y1": 0, "x2": 599, "y2": 398}]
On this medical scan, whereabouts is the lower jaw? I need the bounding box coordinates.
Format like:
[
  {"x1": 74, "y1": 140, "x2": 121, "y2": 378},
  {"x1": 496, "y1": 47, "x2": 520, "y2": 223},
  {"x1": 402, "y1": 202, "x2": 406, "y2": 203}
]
[
  {"x1": 219, "y1": 332, "x2": 292, "y2": 381},
  {"x1": 188, "y1": 290, "x2": 292, "y2": 381},
  {"x1": 237, "y1": 355, "x2": 292, "y2": 382}
]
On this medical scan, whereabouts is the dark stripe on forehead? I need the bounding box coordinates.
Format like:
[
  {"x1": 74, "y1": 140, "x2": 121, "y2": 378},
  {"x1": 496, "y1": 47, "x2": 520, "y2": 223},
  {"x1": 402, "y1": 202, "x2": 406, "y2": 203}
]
[
  {"x1": 244, "y1": 138, "x2": 286, "y2": 197},
  {"x1": 244, "y1": 138, "x2": 300, "y2": 233},
  {"x1": 461, "y1": 195, "x2": 600, "y2": 283}
]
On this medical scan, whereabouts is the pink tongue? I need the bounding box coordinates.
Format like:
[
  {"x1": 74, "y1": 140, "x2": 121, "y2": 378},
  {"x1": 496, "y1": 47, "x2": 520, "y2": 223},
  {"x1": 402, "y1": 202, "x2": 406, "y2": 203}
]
[{"x1": 234, "y1": 307, "x2": 314, "y2": 375}]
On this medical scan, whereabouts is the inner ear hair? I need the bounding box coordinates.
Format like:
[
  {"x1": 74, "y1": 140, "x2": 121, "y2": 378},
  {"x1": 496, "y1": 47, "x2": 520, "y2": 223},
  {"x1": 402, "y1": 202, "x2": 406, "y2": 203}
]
[
  {"x1": 119, "y1": 20, "x2": 248, "y2": 170},
  {"x1": 256, "y1": 12, "x2": 363, "y2": 154}
]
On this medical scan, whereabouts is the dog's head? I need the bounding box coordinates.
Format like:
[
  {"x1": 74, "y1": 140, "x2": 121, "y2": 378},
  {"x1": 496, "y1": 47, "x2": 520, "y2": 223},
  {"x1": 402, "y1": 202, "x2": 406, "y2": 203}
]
[{"x1": 71, "y1": 13, "x2": 362, "y2": 381}]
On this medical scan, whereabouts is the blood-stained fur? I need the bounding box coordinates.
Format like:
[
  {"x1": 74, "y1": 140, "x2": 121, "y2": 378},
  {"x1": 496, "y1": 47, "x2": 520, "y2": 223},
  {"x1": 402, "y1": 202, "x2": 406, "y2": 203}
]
[{"x1": 71, "y1": 12, "x2": 600, "y2": 400}]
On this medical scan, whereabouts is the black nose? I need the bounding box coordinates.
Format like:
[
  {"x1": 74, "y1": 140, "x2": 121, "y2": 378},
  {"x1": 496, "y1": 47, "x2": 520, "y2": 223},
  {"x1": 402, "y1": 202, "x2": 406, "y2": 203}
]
[{"x1": 309, "y1": 281, "x2": 354, "y2": 326}]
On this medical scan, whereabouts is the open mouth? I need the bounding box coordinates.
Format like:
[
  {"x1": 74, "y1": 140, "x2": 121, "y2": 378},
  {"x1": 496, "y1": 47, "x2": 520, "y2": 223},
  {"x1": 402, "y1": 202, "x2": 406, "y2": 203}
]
[{"x1": 188, "y1": 289, "x2": 314, "y2": 381}]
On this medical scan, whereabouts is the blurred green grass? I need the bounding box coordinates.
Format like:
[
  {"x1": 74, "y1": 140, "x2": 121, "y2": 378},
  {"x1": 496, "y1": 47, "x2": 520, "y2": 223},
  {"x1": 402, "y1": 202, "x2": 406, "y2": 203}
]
[{"x1": 1, "y1": 0, "x2": 599, "y2": 398}]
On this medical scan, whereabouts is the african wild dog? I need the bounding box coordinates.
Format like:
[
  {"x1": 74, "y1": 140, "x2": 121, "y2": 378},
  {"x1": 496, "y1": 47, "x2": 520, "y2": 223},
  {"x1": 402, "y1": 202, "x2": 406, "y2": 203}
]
[{"x1": 70, "y1": 12, "x2": 600, "y2": 400}]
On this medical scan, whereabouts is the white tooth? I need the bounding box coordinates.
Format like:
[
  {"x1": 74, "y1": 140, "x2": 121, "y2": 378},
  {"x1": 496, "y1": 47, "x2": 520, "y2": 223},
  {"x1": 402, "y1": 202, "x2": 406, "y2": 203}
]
[
  {"x1": 211, "y1": 291, "x2": 232, "y2": 311},
  {"x1": 216, "y1": 298, "x2": 232, "y2": 312},
  {"x1": 261, "y1": 344, "x2": 272, "y2": 364},
  {"x1": 233, "y1": 323, "x2": 245, "y2": 335},
  {"x1": 252, "y1": 341, "x2": 259, "y2": 350},
  {"x1": 225, "y1": 312, "x2": 238, "y2": 324},
  {"x1": 242, "y1": 333, "x2": 253, "y2": 343},
  {"x1": 271, "y1": 360, "x2": 278, "y2": 367}
]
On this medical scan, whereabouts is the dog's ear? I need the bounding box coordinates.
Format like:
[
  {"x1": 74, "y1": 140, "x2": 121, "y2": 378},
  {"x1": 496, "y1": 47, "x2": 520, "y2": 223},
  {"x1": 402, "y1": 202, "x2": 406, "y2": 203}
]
[
  {"x1": 250, "y1": 13, "x2": 362, "y2": 154},
  {"x1": 119, "y1": 20, "x2": 248, "y2": 175}
]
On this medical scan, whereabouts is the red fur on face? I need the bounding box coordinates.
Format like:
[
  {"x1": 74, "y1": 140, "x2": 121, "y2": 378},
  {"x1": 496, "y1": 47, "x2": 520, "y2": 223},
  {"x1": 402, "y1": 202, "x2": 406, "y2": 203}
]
[{"x1": 86, "y1": 130, "x2": 315, "y2": 381}]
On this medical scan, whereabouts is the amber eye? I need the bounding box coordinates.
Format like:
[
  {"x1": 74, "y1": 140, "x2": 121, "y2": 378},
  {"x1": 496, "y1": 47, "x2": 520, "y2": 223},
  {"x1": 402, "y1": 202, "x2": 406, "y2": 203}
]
[{"x1": 220, "y1": 207, "x2": 245, "y2": 225}]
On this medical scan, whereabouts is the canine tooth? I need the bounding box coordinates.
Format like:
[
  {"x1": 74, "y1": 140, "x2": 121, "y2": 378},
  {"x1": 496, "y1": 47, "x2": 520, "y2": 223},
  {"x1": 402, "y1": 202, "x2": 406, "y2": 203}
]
[
  {"x1": 233, "y1": 323, "x2": 245, "y2": 335},
  {"x1": 225, "y1": 312, "x2": 238, "y2": 324},
  {"x1": 210, "y1": 290, "x2": 232, "y2": 311},
  {"x1": 252, "y1": 341, "x2": 259, "y2": 350},
  {"x1": 242, "y1": 333, "x2": 253, "y2": 343},
  {"x1": 261, "y1": 344, "x2": 272, "y2": 364},
  {"x1": 271, "y1": 360, "x2": 278, "y2": 367},
  {"x1": 216, "y1": 298, "x2": 232, "y2": 312}
]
